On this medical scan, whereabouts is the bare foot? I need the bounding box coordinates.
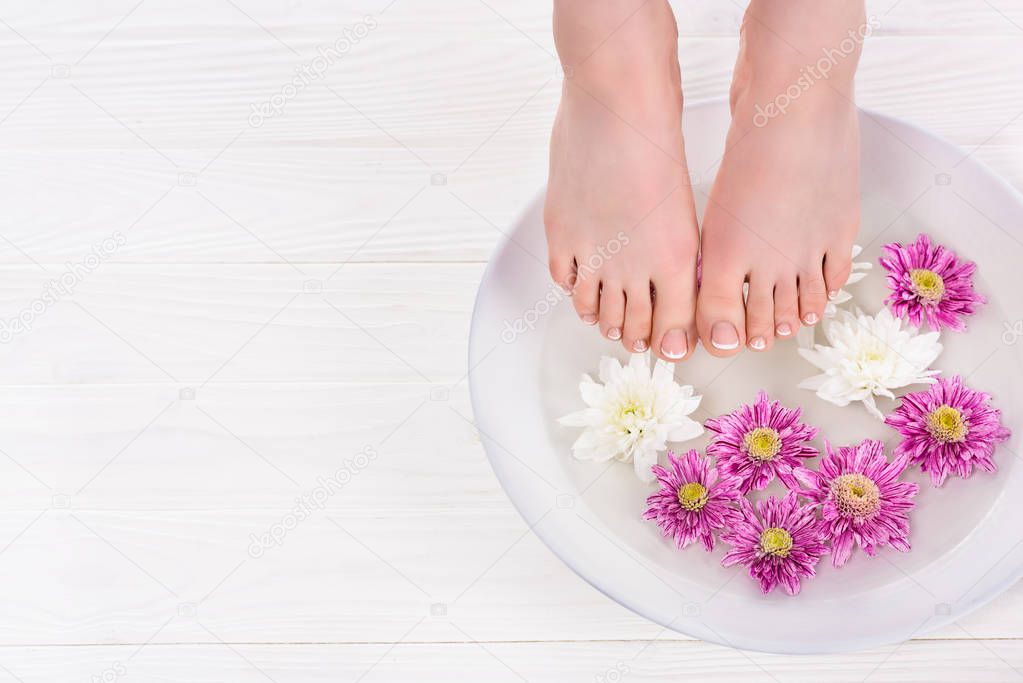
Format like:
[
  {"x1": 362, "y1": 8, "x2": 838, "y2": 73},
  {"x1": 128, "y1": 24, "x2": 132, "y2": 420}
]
[
  {"x1": 696, "y1": 0, "x2": 865, "y2": 355},
  {"x1": 545, "y1": 0, "x2": 700, "y2": 361}
]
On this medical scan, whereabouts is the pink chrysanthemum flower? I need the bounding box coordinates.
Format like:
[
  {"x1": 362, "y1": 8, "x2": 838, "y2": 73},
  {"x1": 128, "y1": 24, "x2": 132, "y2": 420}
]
[
  {"x1": 885, "y1": 375, "x2": 1011, "y2": 486},
  {"x1": 879, "y1": 233, "x2": 985, "y2": 331},
  {"x1": 796, "y1": 439, "x2": 918, "y2": 568},
  {"x1": 720, "y1": 492, "x2": 828, "y2": 596},
  {"x1": 643, "y1": 449, "x2": 742, "y2": 551},
  {"x1": 705, "y1": 391, "x2": 819, "y2": 493}
]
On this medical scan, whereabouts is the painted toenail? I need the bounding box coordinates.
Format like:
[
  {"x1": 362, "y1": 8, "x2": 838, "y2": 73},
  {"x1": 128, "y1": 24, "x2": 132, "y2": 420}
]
[
  {"x1": 607, "y1": 327, "x2": 622, "y2": 341},
  {"x1": 710, "y1": 322, "x2": 739, "y2": 350},
  {"x1": 582, "y1": 314, "x2": 598, "y2": 325},
  {"x1": 749, "y1": 336, "x2": 766, "y2": 351},
  {"x1": 660, "y1": 329, "x2": 688, "y2": 360},
  {"x1": 776, "y1": 323, "x2": 793, "y2": 337},
  {"x1": 633, "y1": 339, "x2": 648, "y2": 352},
  {"x1": 803, "y1": 312, "x2": 819, "y2": 325},
  {"x1": 828, "y1": 290, "x2": 838, "y2": 300}
]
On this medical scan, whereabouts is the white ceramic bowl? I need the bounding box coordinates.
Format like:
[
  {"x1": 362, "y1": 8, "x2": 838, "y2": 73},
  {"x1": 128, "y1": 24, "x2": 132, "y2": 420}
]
[{"x1": 468, "y1": 100, "x2": 1023, "y2": 653}]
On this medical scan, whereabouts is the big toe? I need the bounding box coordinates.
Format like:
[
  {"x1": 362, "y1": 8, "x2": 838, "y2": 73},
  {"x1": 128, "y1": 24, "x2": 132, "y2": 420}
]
[
  {"x1": 651, "y1": 269, "x2": 697, "y2": 362},
  {"x1": 697, "y1": 266, "x2": 747, "y2": 357}
]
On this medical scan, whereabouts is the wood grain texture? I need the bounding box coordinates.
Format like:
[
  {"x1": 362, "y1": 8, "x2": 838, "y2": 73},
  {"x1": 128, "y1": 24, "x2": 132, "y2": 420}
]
[
  {"x1": 0, "y1": 639, "x2": 1023, "y2": 683},
  {"x1": 0, "y1": 0, "x2": 1021, "y2": 679},
  {"x1": 0, "y1": 32, "x2": 1022, "y2": 264},
  {"x1": 0, "y1": 264, "x2": 483, "y2": 384}
]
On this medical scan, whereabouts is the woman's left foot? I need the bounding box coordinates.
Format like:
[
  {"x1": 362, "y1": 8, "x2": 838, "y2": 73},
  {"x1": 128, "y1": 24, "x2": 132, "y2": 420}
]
[{"x1": 696, "y1": 1, "x2": 865, "y2": 356}]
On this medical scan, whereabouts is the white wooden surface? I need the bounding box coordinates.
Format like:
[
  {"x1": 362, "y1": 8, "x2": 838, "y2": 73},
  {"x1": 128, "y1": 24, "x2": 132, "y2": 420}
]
[{"x1": 1, "y1": 1, "x2": 1022, "y2": 680}]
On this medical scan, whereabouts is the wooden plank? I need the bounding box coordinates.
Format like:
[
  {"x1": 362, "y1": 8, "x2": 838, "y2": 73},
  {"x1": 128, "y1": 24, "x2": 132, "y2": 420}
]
[
  {"x1": 0, "y1": 639, "x2": 1020, "y2": 681},
  {"x1": 0, "y1": 382, "x2": 491, "y2": 511},
  {"x1": 0, "y1": 264, "x2": 486, "y2": 384}
]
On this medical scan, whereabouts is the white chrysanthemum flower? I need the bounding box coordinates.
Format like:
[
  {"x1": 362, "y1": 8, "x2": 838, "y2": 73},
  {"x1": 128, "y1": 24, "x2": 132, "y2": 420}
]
[
  {"x1": 558, "y1": 353, "x2": 703, "y2": 482},
  {"x1": 797, "y1": 245, "x2": 872, "y2": 350},
  {"x1": 797, "y1": 307, "x2": 942, "y2": 420}
]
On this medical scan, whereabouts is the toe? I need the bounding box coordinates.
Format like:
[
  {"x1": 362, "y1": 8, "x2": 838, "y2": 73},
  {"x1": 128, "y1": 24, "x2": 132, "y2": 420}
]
[
  {"x1": 622, "y1": 281, "x2": 653, "y2": 353},
  {"x1": 599, "y1": 283, "x2": 626, "y2": 342},
  {"x1": 650, "y1": 273, "x2": 696, "y2": 362},
  {"x1": 548, "y1": 251, "x2": 576, "y2": 294},
  {"x1": 797, "y1": 262, "x2": 827, "y2": 326},
  {"x1": 823, "y1": 247, "x2": 853, "y2": 300},
  {"x1": 773, "y1": 277, "x2": 799, "y2": 339},
  {"x1": 696, "y1": 267, "x2": 747, "y2": 357},
  {"x1": 571, "y1": 260, "x2": 600, "y2": 326},
  {"x1": 744, "y1": 278, "x2": 775, "y2": 352}
]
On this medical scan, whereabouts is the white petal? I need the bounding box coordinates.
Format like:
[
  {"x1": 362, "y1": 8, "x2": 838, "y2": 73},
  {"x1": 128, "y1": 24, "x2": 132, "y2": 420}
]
[
  {"x1": 667, "y1": 418, "x2": 704, "y2": 443},
  {"x1": 651, "y1": 357, "x2": 676, "y2": 386},
  {"x1": 578, "y1": 378, "x2": 603, "y2": 407},
  {"x1": 597, "y1": 357, "x2": 624, "y2": 384},
  {"x1": 628, "y1": 353, "x2": 649, "y2": 373},
  {"x1": 558, "y1": 408, "x2": 602, "y2": 427},
  {"x1": 863, "y1": 396, "x2": 885, "y2": 420},
  {"x1": 845, "y1": 271, "x2": 868, "y2": 285},
  {"x1": 633, "y1": 448, "x2": 659, "y2": 483}
]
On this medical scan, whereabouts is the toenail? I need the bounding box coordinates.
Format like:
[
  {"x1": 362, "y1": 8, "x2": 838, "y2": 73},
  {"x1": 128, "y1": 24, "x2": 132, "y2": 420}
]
[
  {"x1": 582, "y1": 314, "x2": 598, "y2": 325},
  {"x1": 633, "y1": 339, "x2": 648, "y2": 353},
  {"x1": 827, "y1": 290, "x2": 838, "y2": 300},
  {"x1": 710, "y1": 322, "x2": 739, "y2": 351},
  {"x1": 660, "y1": 329, "x2": 688, "y2": 360},
  {"x1": 749, "y1": 336, "x2": 766, "y2": 351},
  {"x1": 776, "y1": 323, "x2": 793, "y2": 337},
  {"x1": 803, "y1": 312, "x2": 819, "y2": 325},
  {"x1": 607, "y1": 327, "x2": 622, "y2": 341}
]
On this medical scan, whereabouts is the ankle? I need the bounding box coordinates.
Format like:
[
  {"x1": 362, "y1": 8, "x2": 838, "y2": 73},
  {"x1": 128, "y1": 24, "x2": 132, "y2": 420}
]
[
  {"x1": 555, "y1": 0, "x2": 680, "y2": 109},
  {"x1": 732, "y1": 0, "x2": 870, "y2": 113}
]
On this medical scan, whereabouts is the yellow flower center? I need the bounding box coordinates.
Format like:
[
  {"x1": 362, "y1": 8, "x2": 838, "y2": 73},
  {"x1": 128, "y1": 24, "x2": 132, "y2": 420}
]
[
  {"x1": 861, "y1": 348, "x2": 886, "y2": 363},
  {"x1": 830, "y1": 473, "x2": 881, "y2": 519},
  {"x1": 759, "y1": 527, "x2": 793, "y2": 558},
  {"x1": 910, "y1": 268, "x2": 945, "y2": 303},
  {"x1": 926, "y1": 404, "x2": 968, "y2": 443},
  {"x1": 743, "y1": 427, "x2": 782, "y2": 461},
  {"x1": 617, "y1": 402, "x2": 648, "y2": 419},
  {"x1": 614, "y1": 401, "x2": 652, "y2": 435},
  {"x1": 677, "y1": 482, "x2": 709, "y2": 511}
]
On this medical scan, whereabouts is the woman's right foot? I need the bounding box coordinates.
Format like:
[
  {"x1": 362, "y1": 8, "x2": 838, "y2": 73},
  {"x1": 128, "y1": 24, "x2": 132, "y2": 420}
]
[{"x1": 545, "y1": 0, "x2": 700, "y2": 362}]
